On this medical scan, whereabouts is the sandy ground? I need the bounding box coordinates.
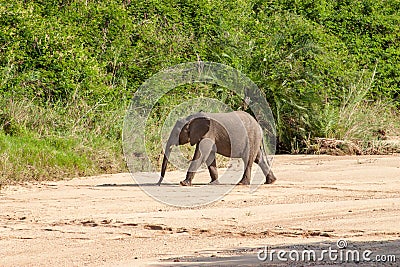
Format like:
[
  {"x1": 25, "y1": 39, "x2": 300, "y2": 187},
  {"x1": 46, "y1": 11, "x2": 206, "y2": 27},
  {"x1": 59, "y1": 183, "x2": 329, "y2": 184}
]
[{"x1": 1, "y1": 155, "x2": 400, "y2": 266}]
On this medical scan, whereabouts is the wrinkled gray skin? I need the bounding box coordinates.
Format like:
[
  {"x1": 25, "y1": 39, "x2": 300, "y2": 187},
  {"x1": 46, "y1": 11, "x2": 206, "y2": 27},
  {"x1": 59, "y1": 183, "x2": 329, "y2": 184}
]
[{"x1": 158, "y1": 111, "x2": 276, "y2": 186}]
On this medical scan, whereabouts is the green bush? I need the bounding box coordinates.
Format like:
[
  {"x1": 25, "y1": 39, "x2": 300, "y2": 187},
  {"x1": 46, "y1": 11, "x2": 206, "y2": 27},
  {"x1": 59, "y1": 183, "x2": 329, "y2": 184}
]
[{"x1": 0, "y1": 0, "x2": 399, "y2": 182}]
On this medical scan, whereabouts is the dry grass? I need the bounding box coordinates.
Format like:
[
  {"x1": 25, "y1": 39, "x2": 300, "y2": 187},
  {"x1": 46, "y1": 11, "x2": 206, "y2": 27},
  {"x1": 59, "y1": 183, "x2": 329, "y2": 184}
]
[{"x1": 305, "y1": 137, "x2": 400, "y2": 155}]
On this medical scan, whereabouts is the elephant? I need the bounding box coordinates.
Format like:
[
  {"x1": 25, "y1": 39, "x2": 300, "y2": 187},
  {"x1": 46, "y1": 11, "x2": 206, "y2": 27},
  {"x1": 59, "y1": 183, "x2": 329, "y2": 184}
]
[{"x1": 157, "y1": 111, "x2": 276, "y2": 186}]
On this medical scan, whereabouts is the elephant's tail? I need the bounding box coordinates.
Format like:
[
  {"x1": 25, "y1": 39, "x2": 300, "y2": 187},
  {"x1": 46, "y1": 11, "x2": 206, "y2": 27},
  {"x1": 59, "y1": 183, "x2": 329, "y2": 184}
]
[{"x1": 260, "y1": 133, "x2": 272, "y2": 164}]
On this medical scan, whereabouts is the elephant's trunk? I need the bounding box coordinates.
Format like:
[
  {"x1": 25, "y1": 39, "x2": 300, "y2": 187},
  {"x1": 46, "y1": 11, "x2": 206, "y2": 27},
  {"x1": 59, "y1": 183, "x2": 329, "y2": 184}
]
[
  {"x1": 158, "y1": 121, "x2": 185, "y2": 185},
  {"x1": 157, "y1": 143, "x2": 173, "y2": 185}
]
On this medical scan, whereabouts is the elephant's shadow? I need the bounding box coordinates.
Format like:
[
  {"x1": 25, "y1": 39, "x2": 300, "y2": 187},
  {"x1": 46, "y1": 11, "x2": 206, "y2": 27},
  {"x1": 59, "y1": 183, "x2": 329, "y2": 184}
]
[{"x1": 95, "y1": 182, "x2": 240, "y2": 187}]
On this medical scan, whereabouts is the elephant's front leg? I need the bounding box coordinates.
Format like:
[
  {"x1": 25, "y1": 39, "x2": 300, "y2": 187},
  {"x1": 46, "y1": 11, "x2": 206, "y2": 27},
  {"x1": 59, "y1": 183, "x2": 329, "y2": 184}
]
[
  {"x1": 180, "y1": 138, "x2": 215, "y2": 186},
  {"x1": 180, "y1": 146, "x2": 200, "y2": 186}
]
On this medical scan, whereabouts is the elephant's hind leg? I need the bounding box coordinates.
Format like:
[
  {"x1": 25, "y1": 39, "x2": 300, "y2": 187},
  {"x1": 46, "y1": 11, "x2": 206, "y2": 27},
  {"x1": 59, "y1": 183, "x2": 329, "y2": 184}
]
[
  {"x1": 238, "y1": 155, "x2": 254, "y2": 185},
  {"x1": 207, "y1": 158, "x2": 219, "y2": 184},
  {"x1": 238, "y1": 165, "x2": 252, "y2": 185},
  {"x1": 255, "y1": 148, "x2": 276, "y2": 184}
]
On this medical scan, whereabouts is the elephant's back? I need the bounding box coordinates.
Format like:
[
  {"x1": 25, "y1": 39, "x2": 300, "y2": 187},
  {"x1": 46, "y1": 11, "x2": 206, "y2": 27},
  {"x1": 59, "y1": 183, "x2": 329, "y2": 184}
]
[{"x1": 205, "y1": 111, "x2": 259, "y2": 133}]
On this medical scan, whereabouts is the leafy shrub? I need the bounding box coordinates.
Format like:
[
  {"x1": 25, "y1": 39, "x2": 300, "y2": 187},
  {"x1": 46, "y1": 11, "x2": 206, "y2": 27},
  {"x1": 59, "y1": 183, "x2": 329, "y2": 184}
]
[{"x1": 0, "y1": 0, "x2": 399, "y2": 182}]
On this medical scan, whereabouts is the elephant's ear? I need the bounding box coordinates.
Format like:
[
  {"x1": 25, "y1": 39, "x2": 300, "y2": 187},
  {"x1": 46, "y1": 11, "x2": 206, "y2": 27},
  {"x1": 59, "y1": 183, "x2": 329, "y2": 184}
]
[{"x1": 188, "y1": 117, "x2": 210, "y2": 146}]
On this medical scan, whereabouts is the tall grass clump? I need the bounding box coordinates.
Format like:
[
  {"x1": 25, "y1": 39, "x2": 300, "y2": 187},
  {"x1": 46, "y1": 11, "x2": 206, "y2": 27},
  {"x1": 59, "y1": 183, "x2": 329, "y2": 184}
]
[
  {"x1": 0, "y1": 96, "x2": 127, "y2": 184},
  {"x1": 305, "y1": 65, "x2": 400, "y2": 154}
]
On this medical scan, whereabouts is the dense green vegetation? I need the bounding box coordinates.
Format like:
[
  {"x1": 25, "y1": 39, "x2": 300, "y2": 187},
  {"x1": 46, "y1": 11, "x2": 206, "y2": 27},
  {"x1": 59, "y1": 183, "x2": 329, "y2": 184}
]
[{"x1": 1, "y1": 0, "x2": 399, "y2": 183}]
